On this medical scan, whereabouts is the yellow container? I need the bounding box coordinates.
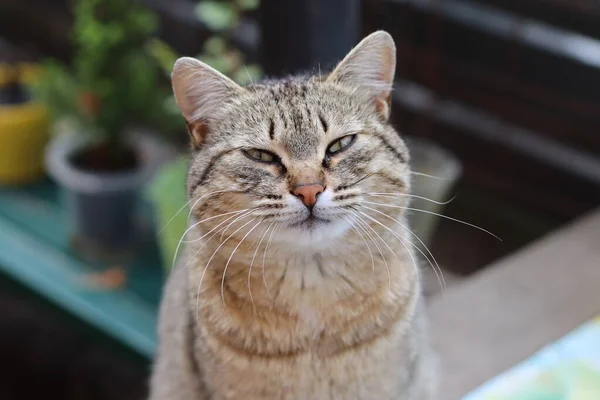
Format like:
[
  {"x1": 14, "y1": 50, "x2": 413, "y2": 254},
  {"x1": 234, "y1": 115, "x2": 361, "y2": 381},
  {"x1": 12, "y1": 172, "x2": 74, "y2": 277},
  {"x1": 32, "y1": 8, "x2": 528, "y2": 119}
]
[{"x1": 0, "y1": 64, "x2": 50, "y2": 185}]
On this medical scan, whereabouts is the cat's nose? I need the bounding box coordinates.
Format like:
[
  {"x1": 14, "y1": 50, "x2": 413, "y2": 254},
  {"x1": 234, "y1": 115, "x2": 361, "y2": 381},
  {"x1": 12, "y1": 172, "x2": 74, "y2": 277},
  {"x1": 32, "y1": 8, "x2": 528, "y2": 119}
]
[{"x1": 292, "y1": 184, "x2": 324, "y2": 208}]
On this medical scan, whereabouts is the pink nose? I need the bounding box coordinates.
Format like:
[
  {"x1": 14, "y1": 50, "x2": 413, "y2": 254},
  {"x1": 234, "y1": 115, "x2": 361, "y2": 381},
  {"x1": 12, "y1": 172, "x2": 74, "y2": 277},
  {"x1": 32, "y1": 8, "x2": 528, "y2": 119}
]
[{"x1": 293, "y1": 184, "x2": 324, "y2": 208}]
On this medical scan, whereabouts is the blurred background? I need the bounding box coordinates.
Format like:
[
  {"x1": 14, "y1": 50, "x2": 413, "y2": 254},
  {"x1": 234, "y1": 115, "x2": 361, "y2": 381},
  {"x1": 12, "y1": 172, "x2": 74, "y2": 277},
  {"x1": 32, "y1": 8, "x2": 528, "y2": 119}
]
[{"x1": 0, "y1": 0, "x2": 599, "y2": 399}]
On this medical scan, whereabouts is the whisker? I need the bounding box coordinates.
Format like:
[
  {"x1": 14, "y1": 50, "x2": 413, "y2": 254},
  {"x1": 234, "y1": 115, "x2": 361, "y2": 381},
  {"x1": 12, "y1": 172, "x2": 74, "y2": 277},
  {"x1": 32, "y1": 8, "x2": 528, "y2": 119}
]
[
  {"x1": 363, "y1": 193, "x2": 455, "y2": 205},
  {"x1": 362, "y1": 201, "x2": 502, "y2": 240},
  {"x1": 172, "y1": 209, "x2": 248, "y2": 269},
  {"x1": 180, "y1": 209, "x2": 249, "y2": 244},
  {"x1": 157, "y1": 197, "x2": 195, "y2": 236},
  {"x1": 159, "y1": 190, "x2": 235, "y2": 236},
  {"x1": 221, "y1": 219, "x2": 264, "y2": 304},
  {"x1": 343, "y1": 215, "x2": 375, "y2": 274},
  {"x1": 248, "y1": 220, "x2": 277, "y2": 314},
  {"x1": 179, "y1": 210, "x2": 257, "y2": 273},
  {"x1": 361, "y1": 205, "x2": 446, "y2": 291},
  {"x1": 219, "y1": 209, "x2": 261, "y2": 241},
  {"x1": 243, "y1": 65, "x2": 255, "y2": 86},
  {"x1": 355, "y1": 211, "x2": 421, "y2": 296},
  {"x1": 358, "y1": 208, "x2": 444, "y2": 292},
  {"x1": 261, "y1": 222, "x2": 281, "y2": 298},
  {"x1": 348, "y1": 211, "x2": 393, "y2": 297},
  {"x1": 195, "y1": 217, "x2": 258, "y2": 320},
  {"x1": 348, "y1": 213, "x2": 386, "y2": 274},
  {"x1": 410, "y1": 171, "x2": 451, "y2": 180},
  {"x1": 341, "y1": 157, "x2": 413, "y2": 191},
  {"x1": 186, "y1": 190, "x2": 233, "y2": 222}
]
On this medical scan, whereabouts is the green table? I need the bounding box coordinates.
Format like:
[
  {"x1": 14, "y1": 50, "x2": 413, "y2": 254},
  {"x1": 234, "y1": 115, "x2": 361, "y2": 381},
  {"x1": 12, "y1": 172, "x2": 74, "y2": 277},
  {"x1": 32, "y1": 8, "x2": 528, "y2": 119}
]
[{"x1": 0, "y1": 180, "x2": 164, "y2": 358}]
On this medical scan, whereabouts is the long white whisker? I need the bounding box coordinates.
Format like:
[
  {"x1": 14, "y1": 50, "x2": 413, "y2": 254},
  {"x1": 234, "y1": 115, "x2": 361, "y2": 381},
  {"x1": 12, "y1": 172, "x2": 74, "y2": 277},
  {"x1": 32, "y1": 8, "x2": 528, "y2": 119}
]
[
  {"x1": 157, "y1": 197, "x2": 195, "y2": 236},
  {"x1": 348, "y1": 213, "x2": 385, "y2": 274},
  {"x1": 261, "y1": 222, "x2": 281, "y2": 298},
  {"x1": 218, "y1": 208, "x2": 263, "y2": 242},
  {"x1": 248, "y1": 219, "x2": 277, "y2": 314},
  {"x1": 363, "y1": 193, "x2": 454, "y2": 205},
  {"x1": 358, "y1": 209, "x2": 441, "y2": 291},
  {"x1": 410, "y1": 171, "x2": 451, "y2": 180},
  {"x1": 159, "y1": 189, "x2": 231, "y2": 236},
  {"x1": 180, "y1": 210, "x2": 256, "y2": 273},
  {"x1": 220, "y1": 209, "x2": 258, "y2": 241},
  {"x1": 362, "y1": 201, "x2": 502, "y2": 240},
  {"x1": 195, "y1": 217, "x2": 257, "y2": 319},
  {"x1": 361, "y1": 205, "x2": 446, "y2": 291},
  {"x1": 343, "y1": 215, "x2": 375, "y2": 274},
  {"x1": 181, "y1": 209, "x2": 248, "y2": 244},
  {"x1": 186, "y1": 190, "x2": 232, "y2": 221},
  {"x1": 243, "y1": 65, "x2": 255, "y2": 86},
  {"x1": 221, "y1": 219, "x2": 264, "y2": 304},
  {"x1": 349, "y1": 211, "x2": 393, "y2": 297},
  {"x1": 355, "y1": 211, "x2": 419, "y2": 294},
  {"x1": 172, "y1": 209, "x2": 248, "y2": 269}
]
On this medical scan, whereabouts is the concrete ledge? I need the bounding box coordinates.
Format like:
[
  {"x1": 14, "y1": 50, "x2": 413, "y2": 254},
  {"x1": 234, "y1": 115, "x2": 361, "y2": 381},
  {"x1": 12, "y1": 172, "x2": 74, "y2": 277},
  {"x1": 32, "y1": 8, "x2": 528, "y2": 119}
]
[{"x1": 429, "y1": 208, "x2": 600, "y2": 400}]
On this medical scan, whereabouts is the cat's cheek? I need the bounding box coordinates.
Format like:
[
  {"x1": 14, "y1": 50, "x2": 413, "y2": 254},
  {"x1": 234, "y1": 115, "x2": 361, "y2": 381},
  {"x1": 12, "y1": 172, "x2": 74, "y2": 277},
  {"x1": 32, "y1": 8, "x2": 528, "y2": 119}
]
[{"x1": 315, "y1": 189, "x2": 334, "y2": 208}]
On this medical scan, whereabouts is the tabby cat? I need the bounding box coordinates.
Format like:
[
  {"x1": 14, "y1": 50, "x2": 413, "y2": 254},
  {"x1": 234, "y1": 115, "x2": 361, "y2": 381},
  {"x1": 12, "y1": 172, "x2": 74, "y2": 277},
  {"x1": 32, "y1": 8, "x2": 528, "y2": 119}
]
[{"x1": 149, "y1": 31, "x2": 435, "y2": 400}]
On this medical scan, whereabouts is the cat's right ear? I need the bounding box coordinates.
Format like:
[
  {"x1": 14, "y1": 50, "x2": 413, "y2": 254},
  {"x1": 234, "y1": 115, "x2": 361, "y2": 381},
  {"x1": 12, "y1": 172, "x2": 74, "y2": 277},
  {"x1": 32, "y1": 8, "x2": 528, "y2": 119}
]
[
  {"x1": 327, "y1": 31, "x2": 396, "y2": 121},
  {"x1": 171, "y1": 57, "x2": 243, "y2": 148}
]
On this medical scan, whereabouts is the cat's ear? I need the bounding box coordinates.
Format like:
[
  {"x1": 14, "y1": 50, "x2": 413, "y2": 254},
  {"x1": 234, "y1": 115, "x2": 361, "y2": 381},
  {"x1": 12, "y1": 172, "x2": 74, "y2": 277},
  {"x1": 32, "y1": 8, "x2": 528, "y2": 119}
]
[
  {"x1": 327, "y1": 31, "x2": 396, "y2": 121},
  {"x1": 172, "y1": 57, "x2": 243, "y2": 148}
]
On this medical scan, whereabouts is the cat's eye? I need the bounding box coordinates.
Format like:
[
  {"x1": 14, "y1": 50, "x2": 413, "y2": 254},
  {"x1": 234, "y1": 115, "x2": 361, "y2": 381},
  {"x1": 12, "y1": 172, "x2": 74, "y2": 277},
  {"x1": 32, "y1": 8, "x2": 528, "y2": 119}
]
[
  {"x1": 244, "y1": 149, "x2": 278, "y2": 163},
  {"x1": 327, "y1": 134, "x2": 357, "y2": 155}
]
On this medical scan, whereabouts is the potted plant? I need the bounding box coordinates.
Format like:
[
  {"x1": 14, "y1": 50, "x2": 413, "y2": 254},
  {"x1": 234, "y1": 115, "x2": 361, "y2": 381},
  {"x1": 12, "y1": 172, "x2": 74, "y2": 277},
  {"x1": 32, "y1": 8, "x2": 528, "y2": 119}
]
[
  {"x1": 0, "y1": 61, "x2": 50, "y2": 185},
  {"x1": 36, "y1": 0, "x2": 182, "y2": 260}
]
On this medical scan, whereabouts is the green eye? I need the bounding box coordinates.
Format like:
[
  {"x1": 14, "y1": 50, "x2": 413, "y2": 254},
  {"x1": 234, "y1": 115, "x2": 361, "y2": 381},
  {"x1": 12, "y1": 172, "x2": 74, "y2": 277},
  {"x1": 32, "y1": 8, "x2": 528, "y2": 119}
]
[
  {"x1": 244, "y1": 149, "x2": 277, "y2": 163},
  {"x1": 327, "y1": 134, "x2": 356, "y2": 155}
]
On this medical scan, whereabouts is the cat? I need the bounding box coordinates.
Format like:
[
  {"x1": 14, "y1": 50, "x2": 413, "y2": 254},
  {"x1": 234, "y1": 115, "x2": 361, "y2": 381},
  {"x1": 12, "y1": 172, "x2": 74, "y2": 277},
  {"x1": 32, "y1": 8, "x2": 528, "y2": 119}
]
[{"x1": 149, "y1": 31, "x2": 435, "y2": 400}]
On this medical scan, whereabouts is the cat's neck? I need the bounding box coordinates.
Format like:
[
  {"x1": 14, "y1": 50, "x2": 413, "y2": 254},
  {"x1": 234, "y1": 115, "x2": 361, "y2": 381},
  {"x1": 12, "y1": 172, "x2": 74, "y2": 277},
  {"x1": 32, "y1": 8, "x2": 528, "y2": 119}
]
[
  {"x1": 183, "y1": 223, "x2": 420, "y2": 357},
  {"x1": 184, "y1": 222, "x2": 419, "y2": 324}
]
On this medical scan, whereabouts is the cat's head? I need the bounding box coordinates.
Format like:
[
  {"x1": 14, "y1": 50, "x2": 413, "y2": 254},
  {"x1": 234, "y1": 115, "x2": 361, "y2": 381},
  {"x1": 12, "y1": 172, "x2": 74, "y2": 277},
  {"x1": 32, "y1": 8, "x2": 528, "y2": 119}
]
[{"x1": 172, "y1": 31, "x2": 410, "y2": 249}]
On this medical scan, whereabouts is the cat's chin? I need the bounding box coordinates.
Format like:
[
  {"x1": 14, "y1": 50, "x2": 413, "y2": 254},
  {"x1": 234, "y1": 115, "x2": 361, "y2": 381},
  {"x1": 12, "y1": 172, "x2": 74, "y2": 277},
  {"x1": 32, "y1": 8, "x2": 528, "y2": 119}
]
[{"x1": 275, "y1": 218, "x2": 351, "y2": 249}]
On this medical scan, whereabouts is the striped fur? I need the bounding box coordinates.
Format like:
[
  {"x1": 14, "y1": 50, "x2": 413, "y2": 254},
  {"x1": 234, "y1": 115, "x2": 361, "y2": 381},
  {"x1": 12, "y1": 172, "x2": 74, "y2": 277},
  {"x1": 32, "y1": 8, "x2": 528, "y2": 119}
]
[{"x1": 150, "y1": 31, "x2": 435, "y2": 400}]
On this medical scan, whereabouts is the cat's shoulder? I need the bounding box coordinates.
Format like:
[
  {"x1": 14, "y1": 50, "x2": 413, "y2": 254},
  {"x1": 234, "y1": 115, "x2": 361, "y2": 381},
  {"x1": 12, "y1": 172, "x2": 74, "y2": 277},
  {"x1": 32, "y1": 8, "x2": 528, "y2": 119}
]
[{"x1": 158, "y1": 264, "x2": 191, "y2": 337}]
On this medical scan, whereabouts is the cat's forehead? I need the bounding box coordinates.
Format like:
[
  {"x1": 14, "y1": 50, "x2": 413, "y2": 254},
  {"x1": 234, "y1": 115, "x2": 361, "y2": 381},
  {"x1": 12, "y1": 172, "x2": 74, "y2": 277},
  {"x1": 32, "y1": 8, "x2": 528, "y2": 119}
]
[
  {"x1": 264, "y1": 78, "x2": 322, "y2": 102},
  {"x1": 249, "y1": 77, "x2": 355, "y2": 114},
  {"x1": 234, "y1": 78, "x2": 366, "y2": 159}
]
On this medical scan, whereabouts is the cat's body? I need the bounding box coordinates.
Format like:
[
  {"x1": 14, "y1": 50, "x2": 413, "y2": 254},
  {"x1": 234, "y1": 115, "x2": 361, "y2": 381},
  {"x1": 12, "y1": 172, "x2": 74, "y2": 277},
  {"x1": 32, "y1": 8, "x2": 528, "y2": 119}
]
[{"x1": 150, "y1": 31, "x2": 435, "y2": 400}]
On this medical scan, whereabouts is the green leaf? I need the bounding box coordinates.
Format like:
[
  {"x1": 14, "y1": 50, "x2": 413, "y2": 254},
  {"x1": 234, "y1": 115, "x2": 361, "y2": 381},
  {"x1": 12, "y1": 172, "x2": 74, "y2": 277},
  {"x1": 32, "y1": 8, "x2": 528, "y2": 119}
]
[
  {"x1": 34, "y1": 0, "x2": 181, "y2": 146},
  {"x1": 236, "y1": 0, "x2": 260, "y2": 11},
  {"x1": 195, "y1": 1, "x2": 238, "y2": 31},
  {"x1": 147, "y1": 38, "x2": 179, "y2": 75},
  {"x1": 203, "y1": 36, "x2": 228, "y2": 56}
]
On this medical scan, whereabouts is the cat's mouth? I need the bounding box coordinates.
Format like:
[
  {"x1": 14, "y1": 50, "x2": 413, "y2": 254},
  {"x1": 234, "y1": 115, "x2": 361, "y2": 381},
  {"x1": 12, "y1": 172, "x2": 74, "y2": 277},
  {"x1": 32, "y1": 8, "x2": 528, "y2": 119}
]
[{"x1": 288, "y1": 214, "x2": 331, "y2": 229}]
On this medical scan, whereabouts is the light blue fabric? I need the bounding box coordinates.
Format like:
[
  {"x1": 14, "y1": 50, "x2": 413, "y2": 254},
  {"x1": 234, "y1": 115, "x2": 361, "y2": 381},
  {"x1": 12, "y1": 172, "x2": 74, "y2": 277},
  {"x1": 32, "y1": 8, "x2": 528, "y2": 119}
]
[{"x1": 463, "y1": 315, "x2": 600, "y2": 400}]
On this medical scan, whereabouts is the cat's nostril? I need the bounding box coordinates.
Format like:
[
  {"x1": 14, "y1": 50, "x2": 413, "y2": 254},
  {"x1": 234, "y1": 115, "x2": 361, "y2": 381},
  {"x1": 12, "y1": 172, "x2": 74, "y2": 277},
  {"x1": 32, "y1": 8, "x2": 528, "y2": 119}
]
[{"x1": 293, "y1": 184, "x2": 325, "y2": 208}]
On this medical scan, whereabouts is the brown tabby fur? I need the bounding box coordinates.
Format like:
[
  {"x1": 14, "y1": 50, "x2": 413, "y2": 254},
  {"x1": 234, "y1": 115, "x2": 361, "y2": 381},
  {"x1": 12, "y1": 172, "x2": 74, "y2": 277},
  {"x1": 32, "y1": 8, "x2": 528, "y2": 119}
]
[{"x1": 149, "y1": 31, "x2": 436, "y2": 400}]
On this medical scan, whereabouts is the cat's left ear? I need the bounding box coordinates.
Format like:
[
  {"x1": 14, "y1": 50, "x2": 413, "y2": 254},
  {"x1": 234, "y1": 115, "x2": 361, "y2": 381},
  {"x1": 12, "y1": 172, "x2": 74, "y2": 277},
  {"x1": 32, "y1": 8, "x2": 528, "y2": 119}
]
[
  {"x1": 172, "y1": 57, "x2": 244, "y2": 148},
  {"x1": 327, "y1": 31, "x2": 396, "y2": 121}
]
